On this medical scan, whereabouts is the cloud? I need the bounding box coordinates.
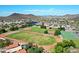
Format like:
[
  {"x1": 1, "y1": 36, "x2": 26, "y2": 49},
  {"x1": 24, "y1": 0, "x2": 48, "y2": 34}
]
[
  {"x1": 23, "y1": 8, "x2": 79, "y2": 15},
  {"x1": 24, "y1": 8, "x2": 68, "y2": 15},
  {"x1": 0, "y1": 11, "x2": 16, "y2": 16},
  {"x1": 0, "y1": 8, "x2": 78, "y2": 16},
  {"x1": 24, "y1": 8, "x2": 57, "y2": 12},
  {"x1": 24, "y1": 9, "x2": 64, "y2": 15}
]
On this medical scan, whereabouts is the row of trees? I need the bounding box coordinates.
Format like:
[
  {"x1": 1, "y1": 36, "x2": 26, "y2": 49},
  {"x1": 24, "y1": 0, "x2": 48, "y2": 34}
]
[
  {"x1": 0, "y1": 26, "x2": 19, "y2": 34},
  {"x1": 55, "y1": 40, "x2": 75, "y2": 53},
  {"x1": 0, "y1": 21, "x2": 35, "y2": 34},
  {"x1": 10, "y1": 26, "x2": 19, "y2": 31}
]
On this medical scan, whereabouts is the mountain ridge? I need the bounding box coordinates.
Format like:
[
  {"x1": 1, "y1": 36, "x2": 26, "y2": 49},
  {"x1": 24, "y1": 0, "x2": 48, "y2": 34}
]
[{"x1": 0, "y1": 13, "x2": 79, "y2": 22}]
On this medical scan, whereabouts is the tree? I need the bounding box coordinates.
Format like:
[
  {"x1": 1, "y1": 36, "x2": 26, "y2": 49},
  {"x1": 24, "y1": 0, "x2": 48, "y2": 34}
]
[
  {"x1": 0, "y1": 39, "x2": 12, "y2": 48},
  {"x1": 44, "y1": 30, "x2": 48, "y2": 34},
  {"x1": 69, "y1": 40, "x2": 76, "y2": 48},
  {"x1": 54, "y1": 29, "x2": 61, "y2": 36},
  {"x1": 0, "y1": 28, "x2": 7, "y2": 34},
  {"x1": 63, "y1": 47, "x2": 70, "y2": 53},
  {"x1": 38, "y1": 47, "x2": 44, "y2": 53},
  {"x1": 58, "y1": 26, "x2": 65, "y2": 31},
  {"x1": 10, "y1": 26, "x2": 19, "y2": 31},
  {"x1": 20, "y1": 25, "x2": 27, "y2": 28},
  {"x1": 0, "y1": 42, "x2": 4, "y2": 48},
  {"x1": 40, "y1": 22, "x2": 46, "y2": 29},
  {"x1": 62, "y1": 40, "x2": 70, "y2": 47},
  {"x1": 49, "y1": 27, "x2": 52, "y2": 29},
  {"x1": 5, "y1": 39, "x2": 12, "y2": 46},
  {"x1": 55, "y1": 40, "x2": 76, "y2": 53},
  {"x1": 28, "y1": 42, "x2": 33, "y2": 48},
  {"x1": 28, "y1": 46, "x2": 44, "y2": 53},
  {"x1": 55, "y1": 45, "x2": 63, "y2": 53}
]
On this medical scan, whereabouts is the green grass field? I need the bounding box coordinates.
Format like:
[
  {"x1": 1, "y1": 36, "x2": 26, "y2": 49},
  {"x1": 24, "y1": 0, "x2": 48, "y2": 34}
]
[
  {"x1": 7, "y1": 30, "x2": 55, "y2": 45},
  {"x1": 31, "y1": 26, "x2": 47, "y2": 33},
  {"x1": 72, "y1": 40, "x2": 79, "y2": 48}
]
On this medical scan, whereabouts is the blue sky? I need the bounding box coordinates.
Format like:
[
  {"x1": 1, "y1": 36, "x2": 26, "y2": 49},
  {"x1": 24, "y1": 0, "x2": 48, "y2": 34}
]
[{"x1": 0, "y1": 5, "x2": 79, "y2": 16}]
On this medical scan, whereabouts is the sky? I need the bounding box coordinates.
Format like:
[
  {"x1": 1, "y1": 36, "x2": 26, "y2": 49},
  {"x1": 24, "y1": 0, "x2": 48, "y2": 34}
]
[{"x1": 0, "y1": 5, "x2": 79, "y2": 16}]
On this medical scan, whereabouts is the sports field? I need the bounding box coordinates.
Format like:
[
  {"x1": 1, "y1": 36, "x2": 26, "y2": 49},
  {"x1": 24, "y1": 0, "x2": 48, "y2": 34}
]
[
  {"x1": 31, "y1": 26, "x2": 47, "y2": 33},
  {"x1": 7, "y1": 26, "x2": 55, "y2": 45},
  {"x1": 61, "y1": 31, "x2": 78, "y2": 40}
]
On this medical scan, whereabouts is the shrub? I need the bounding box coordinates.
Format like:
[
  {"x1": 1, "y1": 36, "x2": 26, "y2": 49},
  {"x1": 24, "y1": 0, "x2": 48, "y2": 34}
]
[
  {"x1": 0, "y1": 42, "x2": 4, "y2": 48},
  {"x1": 55, "y1": 45, "x2": 63, "y2": 53},
  {"x1": 20, "y1": 25, "x2": 27, "y2": 28},
  {"x1": 28, "y1": 46, "x2": 44, "y2": 53},
  {"x1": 69, "y1": 40, "x2": 76, "y2": 48},
  {"x1": 10, "y1": 26, "x2": 19, "y2": 31},
  {"x1": 0, "y1": 28, "x2": 7, "y2": 34},
  {"x1": 54, "y1": 29, "x2": 61, "y2": 36},
  {"x1": 0, "y1": 39, "x2": 12, "y2": 48},
  {"x1": 40, "y1": 22, "x2": 46, "y2": 29},
  {"x1": 58, "y1": 26, "x2": 65, "y2": 31},
  {"x1": 55, "y1": 40, "x2": 76, "y2": 53},
  {"x1": 49, "y1": 27, "x2": 52, "y2": 29},
  {"x1": 44, "y1": 30, "x2": 48, "y2": 34},
  {"x1": 5, "y1": 39, "x2": 12, "y2": 46}
]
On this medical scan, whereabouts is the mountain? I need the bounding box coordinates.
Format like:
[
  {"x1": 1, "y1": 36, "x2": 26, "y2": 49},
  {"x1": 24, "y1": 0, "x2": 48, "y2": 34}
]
[
  {"x1": 0, "y1": 13, "x2": 37, "y2": 21},
  {"x1": 8, "y1": 13, "x2": 36, "y2": 20},
  {"x1": 0, "y1": 13, "x2": 79, "y2": 22},
  {"x1": 9, "y1": 13, "x2": 34, "y2": 17}
]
